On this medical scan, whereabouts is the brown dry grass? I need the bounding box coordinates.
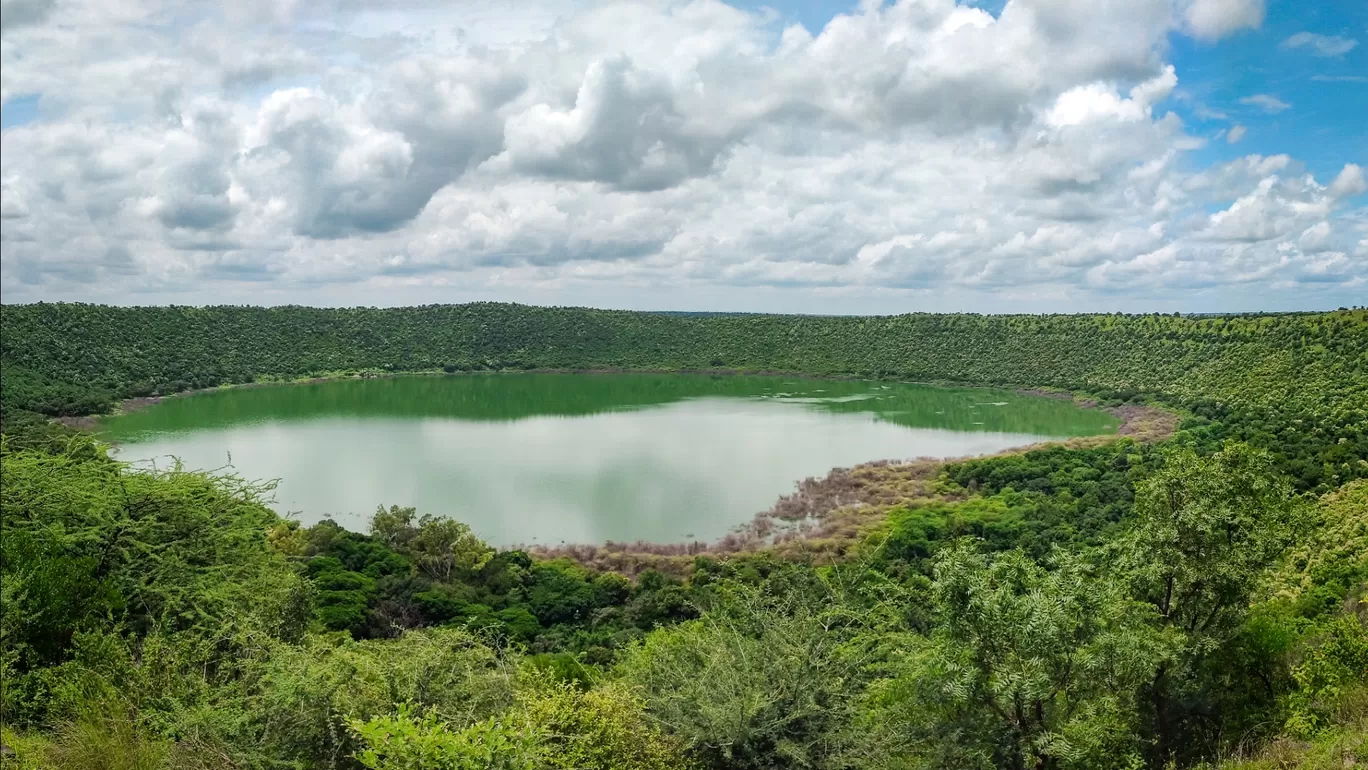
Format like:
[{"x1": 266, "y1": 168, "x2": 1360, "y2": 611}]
[{"x1": 527, "y1": 397, "x2": 1179, "y2": 577}]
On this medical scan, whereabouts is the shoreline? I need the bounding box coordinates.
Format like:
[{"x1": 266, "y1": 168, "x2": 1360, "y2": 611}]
[
  {"x1": 521, "y1": 402, "x2": 1176, "y2": 576},
  {"x1": 70, "y1": 366, "x2": 1154, "y2": 422},
  {"x1": 55, "y1": 368, "x2": 1178, "y2": 574}
]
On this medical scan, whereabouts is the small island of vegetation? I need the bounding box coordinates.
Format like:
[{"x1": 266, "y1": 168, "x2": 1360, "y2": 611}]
[{"x1": 1, "y1": 302, "x2": 1365, "y2": 769}]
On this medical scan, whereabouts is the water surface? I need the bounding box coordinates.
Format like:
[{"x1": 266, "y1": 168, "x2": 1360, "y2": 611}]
[{"x1": 103, "y1": 374, "x2": 1117, "y2": 545}]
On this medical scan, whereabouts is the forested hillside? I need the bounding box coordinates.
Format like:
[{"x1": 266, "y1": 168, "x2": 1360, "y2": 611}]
[
  {"x1": 4, "y1": 304, "x2": 1364, "y2": 416},
  {"x1": 4, "y1": 303, "x2": 1366, "y2": 490},
  {"x1": 2, "y1": 303, "x2": 1365, "y2": 769}
]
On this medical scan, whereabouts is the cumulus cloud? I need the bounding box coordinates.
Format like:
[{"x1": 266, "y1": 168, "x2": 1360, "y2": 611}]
[
  {"x1": 1239, "y1": 93, "x2": 1291, "y2": 113},
  {"x1": 0, "y1": 0, "x2": 1363, "y2": 311},
  {"x1": 1281, "y1": 32, "x2": 1359, "y2": 57},
  {"x1": 1203, "y1": 176, "x2": 1324, "y2": 243},
  {"x1": 1045, "y1": 67, "x2": 1177, "y2": 128},
  {"x1": 1329, "y1": 165, "x2": 1367, "y2": 199},
  {"x1": 493, "y1": 56, "x2": 735, "y2": 191},
  {"x1": 240, "y1": 82, "x2": 506, "y2": 239},
  {"x1": 1298, "y1": 222, "x2": 1331, "y2": 252},
  {"x1": 1181, "y1": 0, "x2": 1264, "y2": 41}
]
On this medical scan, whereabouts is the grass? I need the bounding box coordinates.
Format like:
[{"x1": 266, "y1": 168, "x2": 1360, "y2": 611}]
[{"x1": 1206, "y1": 689, "x2": 1368, "y2": 769}]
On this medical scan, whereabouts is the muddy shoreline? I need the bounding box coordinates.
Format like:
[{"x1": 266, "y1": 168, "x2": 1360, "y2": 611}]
[{"x1": 57, "y1": 368, "x2": 1178, "y2": 575}]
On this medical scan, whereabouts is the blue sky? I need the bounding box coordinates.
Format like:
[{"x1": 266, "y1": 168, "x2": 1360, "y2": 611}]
[
  {"x1": 0, "y1": 93, "x2": 40, "y2": 130},
  {"x1": 734, "y1": 0, "x2": 1367, "y2": 181},
  {"x1": 1, "y1": 0, "x2": 1365, "y2": 313},
  {"x1": 1165, "y1": 0, "x2": 1366, "y2": 181}
]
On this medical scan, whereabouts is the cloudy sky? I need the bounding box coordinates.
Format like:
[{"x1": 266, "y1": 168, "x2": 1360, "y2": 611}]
[{"x1": 1, "y1": 0, "x2": 1364, "y2": 313}]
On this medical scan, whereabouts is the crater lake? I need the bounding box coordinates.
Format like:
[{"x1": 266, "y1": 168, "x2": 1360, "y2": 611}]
[{"x1": 101, "y1": 373, "x2": 1119, "y2": 545}]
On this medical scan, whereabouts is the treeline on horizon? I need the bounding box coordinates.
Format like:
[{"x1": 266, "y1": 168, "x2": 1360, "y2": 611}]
[{"x1": 1, "y1": 302, "x2": 1365, "y2": 769}]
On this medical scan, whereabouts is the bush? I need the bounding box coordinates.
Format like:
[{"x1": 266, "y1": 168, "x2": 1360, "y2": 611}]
[
  {"x1": 617, "y1": 580, "x2": 889, "y2": 770},
  {"x1": 1285, "y1": 615, "x2": 1368, "y2": 739},
  {"x1": 351, "y1": 704, "x2": 539, "y2": 770},
  {"x1": 521, "y1": 679, "x2": 696, "y2": 770},
  {"x1": 246, "y1": 626, "x2": 517, "y2": 766}
]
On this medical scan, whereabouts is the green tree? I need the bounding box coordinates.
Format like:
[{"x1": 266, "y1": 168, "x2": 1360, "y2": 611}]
[
  {"x1": 1283, "y1": 614, "x2": 1368, "y2": 739},
  {"x1": 370, "y1": 504, "x2": 419, "y2": 551},
  {"x1": 252, "y1": 626, "x2": 518, "y2": 766},
  {"x1": 617, "y1": 578, "x2": 889, "y2": 770},
  {"x1": 1118, "y1": 442, "x2": 1309, "y2": 764},
  {"x1": 0, "y1": 438, "x2": 309, "y2": 724},
  {"x1": 350, "y1": 679, "x2": 696, "y2": 770},
  {"x1": 869, "y1": 543, "x2": 1162, "y2": 770},
  {"x1": 409, "y1": 515, "x2": 494, "y2": 583}
]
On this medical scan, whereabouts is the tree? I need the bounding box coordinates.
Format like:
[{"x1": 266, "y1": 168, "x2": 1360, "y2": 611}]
[
  {"x1": 617, "y1": 578, "x2": 889, "y2": 770},
  {"x1": 409, "y1": 515, "x2": 494, "y2": 582},
  {"x1": 370, "y1": 504, "x2": 419, "y2": 551},
  {"x1": 369, "y1": 510, "x2": 494, "y2": 584},
  {"x1": 0, "y1": 439, "x2": 307, "y2": 674},
  {"x1": 1117, "y1": 442, "x2": 1309, "y2": 764},
  {"x1": 873, "y1": 543, "x2": 1161, "y2": 770}
]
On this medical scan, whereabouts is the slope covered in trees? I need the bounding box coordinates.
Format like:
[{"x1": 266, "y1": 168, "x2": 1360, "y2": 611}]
[
  {"x1": 3, "y1": 303, "x2": 1364, "y2": 491},
  {"x1": 1, "y1": 303, "x2": 1365, "y2": 769},
  {"x1": 4, "y1": 304, "x2": 1364, "y2": 418}
]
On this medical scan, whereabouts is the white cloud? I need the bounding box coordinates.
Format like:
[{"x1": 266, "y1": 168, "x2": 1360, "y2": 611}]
[
  {"x1": 1181, "y1": 0, "x2": 1264, "y2": 41},
  {"x1": 1203, "y1": 176, "x2": 1323, "y2": 243},
  {"x1": 1044, "y1": 66, "x2": 1177, "y2": 128},
  {"x1": 1282, "y1": 32, "x2": 1359, "y2": 57},
  {"x1": 1328, "y1": 164, "x2": 1367, "y2": 199},
  {"x1": 1195, "y1": 105, "x2": 1228, "y2": 120},
  {"x1": 1298, "y1": 221, "x2": 1331, "y2": 252},
  {"x1": 1239, "y1": 93, "x2": 1291, "y2": 113},
  {"x1": 0, "y1": 0, "x2": 1363, "y2": 311}
]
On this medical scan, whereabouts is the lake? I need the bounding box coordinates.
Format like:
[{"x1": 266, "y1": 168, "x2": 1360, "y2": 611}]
[{"x1": 101, "y1": 373, "x2": 1118, "y2": 545}]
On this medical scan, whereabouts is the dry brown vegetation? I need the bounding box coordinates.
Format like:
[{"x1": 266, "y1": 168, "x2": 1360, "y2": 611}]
[{"x1": 528, "y1": 398, "x2": 1179, "y2": 576}]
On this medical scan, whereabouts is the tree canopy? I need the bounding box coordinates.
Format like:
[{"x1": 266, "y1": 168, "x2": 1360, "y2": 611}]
[{"x1": 1, "y1": 303, "x2": 1364, "y2": 769}]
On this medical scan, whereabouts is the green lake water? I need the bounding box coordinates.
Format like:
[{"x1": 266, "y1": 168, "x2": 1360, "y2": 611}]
[{"x1": 102, "y1": 373, "x2": 1118, "y2": 546}]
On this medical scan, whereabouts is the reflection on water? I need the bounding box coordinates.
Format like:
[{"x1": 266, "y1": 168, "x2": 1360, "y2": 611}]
[{"x1": 104, "y1": 374, "x2": 1117, "y2": 545}]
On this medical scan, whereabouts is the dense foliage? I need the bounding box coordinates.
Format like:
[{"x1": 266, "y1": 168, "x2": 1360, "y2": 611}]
[
  {"x1": 1, "y1": 303, "x2": 1365, "y2": 769},
  {"x1": 3, "y1": 303, "x2": 1365, "y2": 490}
]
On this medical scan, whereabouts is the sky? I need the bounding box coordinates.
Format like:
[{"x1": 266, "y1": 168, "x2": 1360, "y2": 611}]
[{"x1": 1, "y1": 0, "x2": 1365, "y2": 314}]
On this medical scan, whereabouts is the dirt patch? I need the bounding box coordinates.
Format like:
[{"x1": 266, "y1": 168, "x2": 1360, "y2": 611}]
[
  {"x1": 1108, "y1": 403, "x2": 1180, "y2": 442},
  {"x1": 53, "y1": 415, "x2": 101, "y2": 431},
  {"x1": 119, "y1": 396, "x2": 167, "y2": 413},
  {"x1": 1015, "y1": 387, "x2": 1075, "y2": 400}
]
